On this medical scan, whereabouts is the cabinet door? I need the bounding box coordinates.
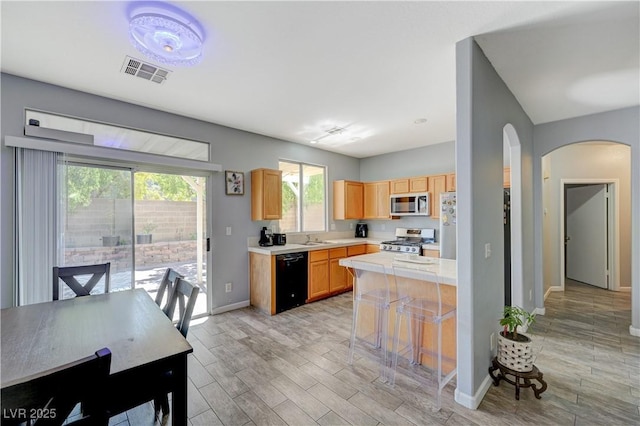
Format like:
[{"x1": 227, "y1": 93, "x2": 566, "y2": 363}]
[
  {"x1": 363, "y1": 181, "x2": 391, "y2": 219},
  {"x1": 329, "y1": 258, "x2": 347, "y2": 292},
  {"x1": 428, "y1": 175, "x2": 446, "y2": 219},
  {"x1": 446, "y1": 173, "x2": 456, "y2": 192},
  {"x1": 410, "y1": 176, "x2": 428, "y2": 193},
  {"x1": 422, "y1": 249, "x2": 440, "y2": 258},
  {"x1": 366, "y1": 244, "x2": 380, "y2": 253},
  {"x1": 308, "y1": 259, "x2": 330, "y2": 300},
  {"x1": 347, "y1": 244, "x2": 366, "y2": 256},
  {"x1": 251, "y1": 168, "x2": 282, "y2": 220},
  {"x1": 390, "y1": 179, "x2": 409, "y2": 194},
  {"x1": 334, "y1": 180, "x2": 363, "y2": 220},
  {"x1": 503, "y1": 168, "x2": 511, "y2": 188}
]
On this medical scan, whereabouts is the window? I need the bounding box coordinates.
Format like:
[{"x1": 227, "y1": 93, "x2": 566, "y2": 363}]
[{"x1": 279, "y1": 161, "x2": 326, "y2": 233}]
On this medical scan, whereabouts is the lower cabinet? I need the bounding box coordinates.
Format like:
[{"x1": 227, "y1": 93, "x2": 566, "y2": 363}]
[
  {"x1": 329, "y1": 248, "x2": 348, "y2": 293},
  {"x1": 422, "y1": 248, "x2": 440, "y2": 258},
  {"x1": 308, "y1": 250, "x2": 329, "y2": 302}
]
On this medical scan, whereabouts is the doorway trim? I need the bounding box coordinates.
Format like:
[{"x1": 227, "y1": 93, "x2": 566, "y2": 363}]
[
  {"x1": 559, "y1": 178, "x2": 620, "y2": 291},
  {"x1": 504, "y1": 124, "x2": 524, "y2": 308}
]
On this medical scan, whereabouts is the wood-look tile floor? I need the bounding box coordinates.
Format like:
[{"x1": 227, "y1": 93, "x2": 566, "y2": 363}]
[{"x1": 112, "y1": 279, "x2": 639, "y2": 426}]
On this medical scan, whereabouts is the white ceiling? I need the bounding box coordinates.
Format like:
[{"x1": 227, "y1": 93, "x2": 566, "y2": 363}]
[{"x1": 1, "y1": 1, "x2": 638, "y2": 158}]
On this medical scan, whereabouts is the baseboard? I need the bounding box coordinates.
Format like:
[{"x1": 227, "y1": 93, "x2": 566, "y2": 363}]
[
  {"x1": 211, "y1": 300, "x2": 250, "y2": 315},
  {"x1": 454, "y1": 374, "x2": 493, "y2": 410},
  {"x1": 630, "y1": 325, "x2": 640, "y2": 337},
  {"x1": 544, "y1": 285, "x2": 562, "y2": 301},
  {"x1": 533, "y1": 307, "x2": 546, "y2": 316},
  {"x1": 618, "y1": 287, "x2": 632, "y2": 292}
]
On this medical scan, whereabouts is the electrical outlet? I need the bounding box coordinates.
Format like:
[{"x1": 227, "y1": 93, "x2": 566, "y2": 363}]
[
  {"x1": 225, "y1": 282, "x2": 232, "y2": 293},
  {"x1": 381, "y1": 224, "x2": 386, "y2": 231},
  {"x1": 529, "y1": 289, "x2": 533, "y2": 301},
  {"x1": 484, "y1": 243, "x2": 491, "y2": 258},
  {"x1": 490, "y1": 332, "x2": 496, "y2": 351},
  {"x1": 226, "y1": 226, "x2": 232, "y2": 236},
  {"x1": 330, "y1": 223, "x2": 336, "y2": 230}
]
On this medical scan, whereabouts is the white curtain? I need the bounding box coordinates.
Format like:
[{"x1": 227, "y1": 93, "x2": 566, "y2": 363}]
[{"x1": 15, "y1": 148, "x2": 60, "y2": 305}]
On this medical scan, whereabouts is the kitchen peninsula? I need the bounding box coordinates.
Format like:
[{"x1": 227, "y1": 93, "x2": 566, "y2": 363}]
[{"x1": 340, "y1": 252, "x2": 457, "y2": 373}]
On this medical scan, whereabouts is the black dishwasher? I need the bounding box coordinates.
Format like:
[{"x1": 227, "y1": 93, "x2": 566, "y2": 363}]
[{"x1": 276, "y1": 252, "x2": 308, "y2": 313}]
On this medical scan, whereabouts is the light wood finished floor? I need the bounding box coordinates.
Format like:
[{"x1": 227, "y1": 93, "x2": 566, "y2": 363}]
[{"x1": 111, "y1": 279, "x2": 639, "y2": 425}]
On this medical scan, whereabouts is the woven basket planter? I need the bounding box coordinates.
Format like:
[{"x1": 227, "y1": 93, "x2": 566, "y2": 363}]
[{"x1": 497, "y1": 332, "x2": 534, "y2": 372}]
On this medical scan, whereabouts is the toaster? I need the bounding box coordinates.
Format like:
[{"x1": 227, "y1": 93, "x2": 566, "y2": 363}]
[{"x1": 273, "y1": 233, "x2": 287, "y2": 245}]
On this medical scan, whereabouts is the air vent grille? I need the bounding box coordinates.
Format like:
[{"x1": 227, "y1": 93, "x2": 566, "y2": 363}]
[{"x1": 121, "y1": 56, "x2": 170, "y2": 84}]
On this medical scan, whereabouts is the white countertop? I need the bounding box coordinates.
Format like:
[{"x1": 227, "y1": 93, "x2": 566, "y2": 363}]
[
  {"x1": 248, "y1": 238, "x2": 385, "y2": 255},
  {"x1": 339, "y1": 252, "x2": 456, "y2": 286}
]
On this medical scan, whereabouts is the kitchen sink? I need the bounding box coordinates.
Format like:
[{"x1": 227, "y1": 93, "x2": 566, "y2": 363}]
[{"x1": 301, "y1": 241, "x2": 328, "y2": 246}]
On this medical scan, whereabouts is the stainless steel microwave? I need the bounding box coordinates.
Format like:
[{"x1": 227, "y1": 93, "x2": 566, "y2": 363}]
[{"x1": 390, "y1": 192, "x2": 430, "y2": 216}]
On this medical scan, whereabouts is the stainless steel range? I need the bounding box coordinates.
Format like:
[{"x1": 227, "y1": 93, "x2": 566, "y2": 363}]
[{"x1": 379, "y1": 228, "x2": 435, "y2": 254}]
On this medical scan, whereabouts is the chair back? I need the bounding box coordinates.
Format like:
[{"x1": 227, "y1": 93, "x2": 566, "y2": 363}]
[
  {"x1": 392, "y1": 264, "x2": 447, "y2": 318},
  {"x1": 1, "y1": 348, "x2": 112, "y2": 426},
  {"x1": 350, "y1": 260, "x2": 396, "y2": 305},
  {"x1": 155, "y1": 268, "x2": 184, "y2": 316},
  {"x1": 53, "y1": 263, "x2": 111, "y2": 301},
  {"x1": 165, "y1": 277, "x2": 199, "y2": 337}
]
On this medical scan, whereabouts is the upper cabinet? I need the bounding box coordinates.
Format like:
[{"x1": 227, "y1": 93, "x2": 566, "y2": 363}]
[
  {"x1": 363, "y1": 181, "x2": 391, "y2": 219},
  {"x1": 251, "y1": 168, "x2": 282, "y2": 220},
  {"x1": 428, "y1": 174, "x2": 446, "y2": 219},
  {"x1": 503, "y1": 167, "x2": 511, "y2": 188},
  {"x1": 390, "y1": 176, "x2": 428, "y2": 194},
  {"x1": 333, "y1": 180, "x2": 363, "y2": 220},
  {"x1": 446, "y1": 173, "x2": 456, "y2": 192}
]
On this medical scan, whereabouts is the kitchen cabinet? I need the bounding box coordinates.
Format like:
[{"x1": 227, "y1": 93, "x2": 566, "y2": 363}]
[
  {"x1": 446, "y1": 173, "x2": 456, "y2": 192},
  {"x1": 366, "y1": 244, "x2": 380, "y2": 254},
  {"x1": 390, "y1": 176, "x2": 428, "y2": 194},
  {"x1": 308, "y1": 250, "x2": 330, "y2": 301},
  {"x1": 251, "y1": 168, "x2": 282, "y2": 221},
  {"x1": 333, "y1": 180, "x2": 363, "y2": 220},
  {"x1": 422, "y1": 248, "x2": 440, "y2": 258},
  {"x1": 428, "y1": 174, "x2": 446, "y2": 219},
  {"x1": 363, "y1": 181, "x2": 391, "y2": 219},
  {"x1": 329, "y1": 248, "x2": 348, "y2": 293},
  {"x1": 249, "y1": 252, "x2": 276, "y2": 315},
  {"x1": 503, "y1": 167, "x2": 511, "y2": 188},
  {"x1": 347, "y1": 244, "x2": 367, "y2": 257}
]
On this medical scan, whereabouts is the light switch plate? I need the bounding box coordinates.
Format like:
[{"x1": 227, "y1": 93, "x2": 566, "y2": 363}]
[{"x1": 226, "y1": 226, "x2": 232, "y2": 236}]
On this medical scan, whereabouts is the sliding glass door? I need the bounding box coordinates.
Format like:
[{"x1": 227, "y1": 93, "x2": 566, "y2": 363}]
[
  {"x1": 58, "y1": 163, "x2": 134, "y2": 296},
  {"x1": 58, "y1": 163, "x2": 209, "y2": 317}
]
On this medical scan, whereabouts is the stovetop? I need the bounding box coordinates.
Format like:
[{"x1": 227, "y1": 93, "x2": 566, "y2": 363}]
[{"x1": 379, "y1": 227, "x2": 435, "y2": 254}]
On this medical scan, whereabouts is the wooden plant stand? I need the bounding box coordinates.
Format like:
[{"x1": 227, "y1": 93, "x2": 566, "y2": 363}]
[{"x1": 488, "y1": 356, "x2": 547, "y2": 400}]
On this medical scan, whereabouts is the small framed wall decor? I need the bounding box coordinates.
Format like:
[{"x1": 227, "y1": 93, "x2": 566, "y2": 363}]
[{"x1": 225, "y1": 171, "x2": 244, "y2": 195}]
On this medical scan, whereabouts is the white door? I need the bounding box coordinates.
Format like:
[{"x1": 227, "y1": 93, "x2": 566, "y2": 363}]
[{"x1": 565, "y1": 184, "x2": 608, "y2": 288}]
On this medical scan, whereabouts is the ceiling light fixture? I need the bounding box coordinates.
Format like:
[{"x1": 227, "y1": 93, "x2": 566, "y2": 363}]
[
  {"x1": 309, "y1": 126, "x2": 347, "y2": 144},
  {"x1": 414, "y1": 118, "x2": 428, "y2": 124},
  {"x1": 128, "y1": 3, "x2": 205, "y2": 67}
]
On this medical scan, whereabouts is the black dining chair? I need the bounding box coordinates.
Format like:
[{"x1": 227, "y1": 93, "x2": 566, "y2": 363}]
[
  {"x1": 1, "y1": 347, "x2": 112, "y2": 426},
  {"x1": 155, "y1": 277, "x2": 199, "y2": 420},
  {"x1": 155, "y1": 267, "x2": 184, "y2": 316},
  {"x1": 53, "y1": 263, "x2": 111, "y2": 301}
]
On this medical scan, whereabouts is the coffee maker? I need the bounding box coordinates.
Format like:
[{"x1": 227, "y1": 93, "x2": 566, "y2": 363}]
[
  {"x1": 355, "y1": 223, "x2": 368, "y2": 238},
  {"x1": 259, "y1": 227, "x2": 274, "y2": 246}
]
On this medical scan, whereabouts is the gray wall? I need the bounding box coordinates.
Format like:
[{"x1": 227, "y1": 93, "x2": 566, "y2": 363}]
[
  {"x1": 455, "y1": 38, "x2": 535, "y2": 405},
  {"x1": 0, "y1": 73, "x2": 360, "y2": 309},
  {"x1": 542, "y1": 142, "x2": 632, "y2": 293},
  {"x1": 533, "y1": 106, "x2": 640, "y2": 333}
]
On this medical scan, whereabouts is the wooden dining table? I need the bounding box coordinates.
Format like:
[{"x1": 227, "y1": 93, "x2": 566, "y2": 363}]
[{"x1": 1, "y1": 289, "x2": 193, "y2": 425}]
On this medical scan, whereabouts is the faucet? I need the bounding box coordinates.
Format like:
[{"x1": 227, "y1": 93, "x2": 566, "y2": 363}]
[{"x1": 305, "y1": 234, "x2": 311, "y2": 243}]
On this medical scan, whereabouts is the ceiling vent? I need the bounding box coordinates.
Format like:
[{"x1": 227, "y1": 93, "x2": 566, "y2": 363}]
[{"x1": 121, "y1": 56, "x2": 170, "y2": 84}]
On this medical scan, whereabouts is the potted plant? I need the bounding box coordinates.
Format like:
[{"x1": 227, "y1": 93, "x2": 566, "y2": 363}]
[
  {"x1": 136, "y1": 221, "x2": 157, "y2": 244},
  {"x1": 497, "y1": 305, "x2": 536, "y2": 372}
]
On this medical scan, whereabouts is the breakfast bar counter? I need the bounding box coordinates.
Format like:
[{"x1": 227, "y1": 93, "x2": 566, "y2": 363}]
[{"x1": 340, "y1": 252, "x2": 457, "y2": 375}]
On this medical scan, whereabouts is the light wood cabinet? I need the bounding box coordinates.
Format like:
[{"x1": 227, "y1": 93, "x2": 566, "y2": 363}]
[
  {"x1": 428, "y1": 174, "x2": 446, "y2": 219},
  {"x1": 422, "y1": 249, "x2": 440, "y2": 258},
  {"x1": 390, "y1": 176, "x2": 428, "y2": 194},
  {"x1": 503, "y1": 168, "x2": 511, "y2": 188},
  {"x1": 333, "y1": 180, "x2": 363, "y2": 220},
  {"x1": 363, "y1": 181, "x2": 391, "y2": 219},
  {"x1": 446, "y1": 173, "x2": 456, "y2": 192},
  {"x1": 347, "y1": 244, "x2": 366, "y2": 257},
  {"x1": 251, "y1": 168, "x2": 282, "y2": 221},
  {"x1": 329, "y1": 248, "x2": 348, "y2": 293},
  {"x1": 308, "y1": 250, "x2": 329, "y2": 301},
  {"x1": 366, "y1": 244, "x2": 380, "y2": 254}
]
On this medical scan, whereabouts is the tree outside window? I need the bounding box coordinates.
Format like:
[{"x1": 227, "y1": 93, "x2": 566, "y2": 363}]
[{"x1": 279, "y1": 161, "x2": 326, "y2": 233}]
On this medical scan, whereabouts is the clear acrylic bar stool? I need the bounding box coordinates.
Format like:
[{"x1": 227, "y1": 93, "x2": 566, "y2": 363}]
[
  {"x1": 390, "y1": 265, "x2": 456, "y2": 410},
  {"x1": 347, "y1": 260, "x2": 398, "y2": 382}
]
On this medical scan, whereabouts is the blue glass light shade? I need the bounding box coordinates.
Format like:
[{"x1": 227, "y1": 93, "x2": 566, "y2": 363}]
[{"x1": 129, "y1": 11, "x2": 203, "y2": 67}]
